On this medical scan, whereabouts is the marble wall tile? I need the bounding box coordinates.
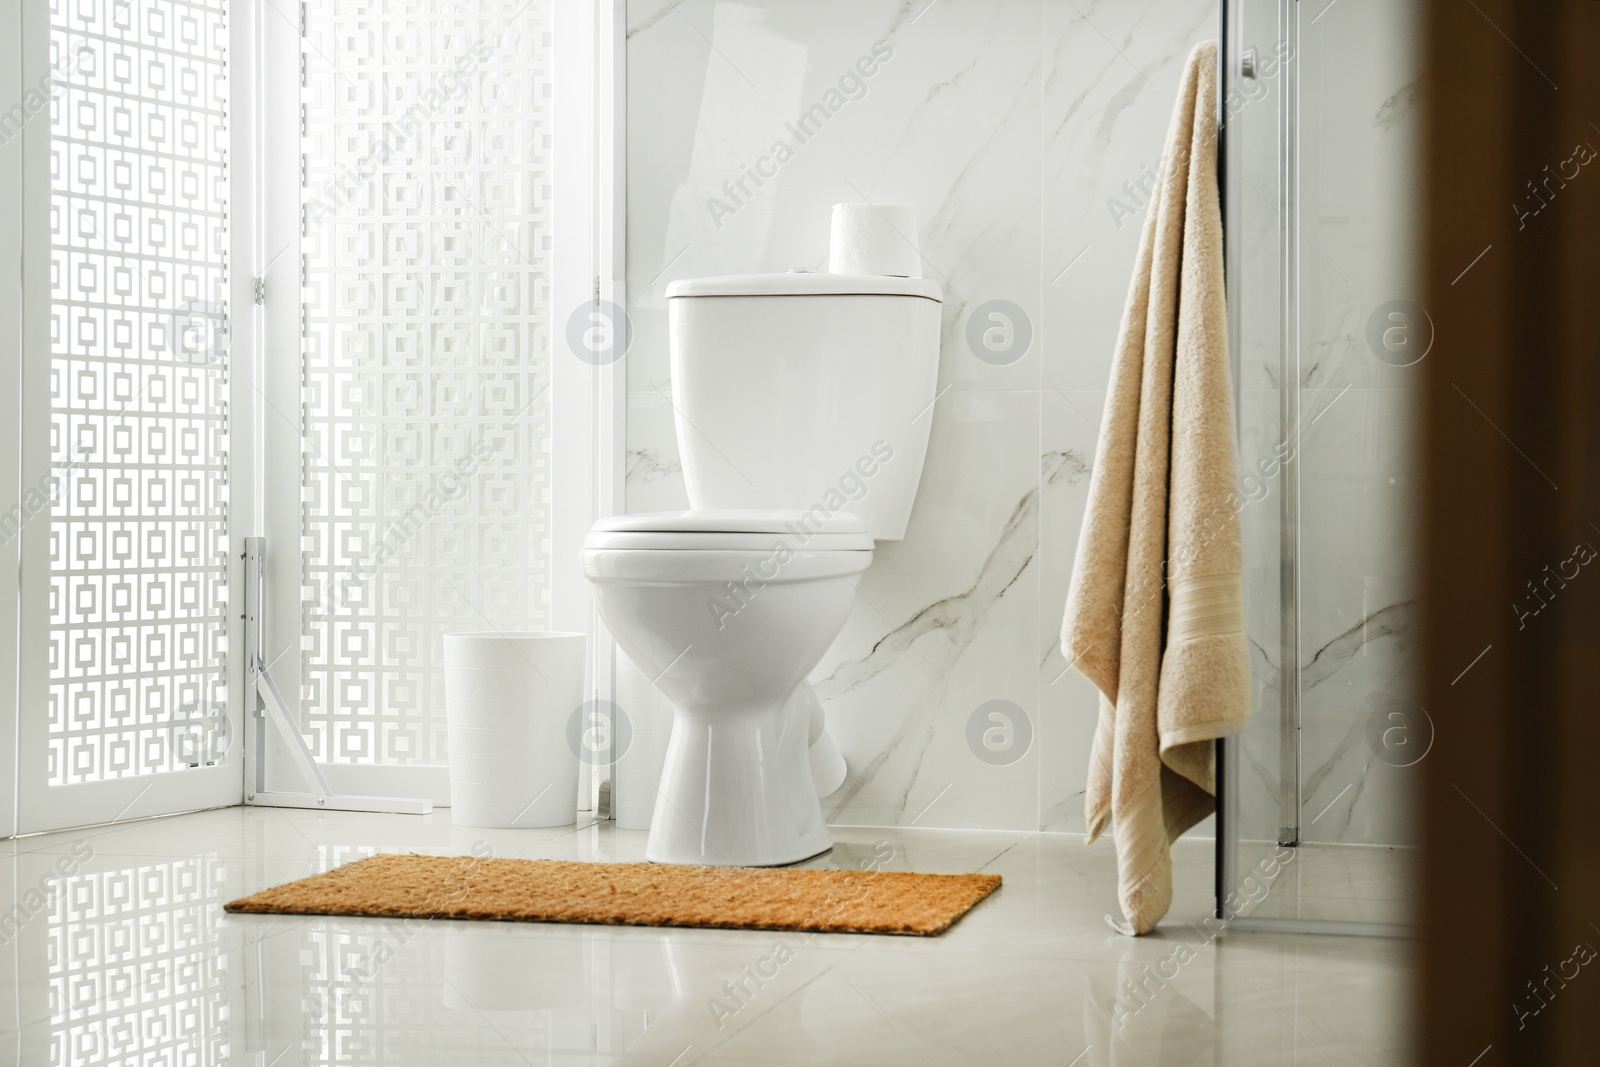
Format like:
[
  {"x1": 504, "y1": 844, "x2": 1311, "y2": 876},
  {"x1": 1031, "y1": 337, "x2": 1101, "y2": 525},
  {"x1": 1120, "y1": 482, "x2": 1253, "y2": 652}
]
[
  {"x1": 811, "y1": 389, "x2": 1041, "y2": 831},
  {"x1": 1040, "y1": 0, "x2": 1218, "y2": 393},
  {"x1": 1294, "y1": 382, "x2": 1420, "y2": 846},
  {"x1": 1038, "y1": 387, "x2": 1104, "y2": 836},
  {"x1": 623, "y1": 391, "x2": 687, "y2": 514}
]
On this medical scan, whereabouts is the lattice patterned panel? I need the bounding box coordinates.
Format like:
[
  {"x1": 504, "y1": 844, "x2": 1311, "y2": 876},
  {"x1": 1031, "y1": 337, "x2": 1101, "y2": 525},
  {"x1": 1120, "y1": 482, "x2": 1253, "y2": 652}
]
[
  {"x1": 300, "y1": 0, "x2": 553, "y2": 766},
  {"x1": 299, "y1": 925, "x2": 555, "y2": 1063},
  {"x1": 47, "y1": 856, "x2": 230, "y2": 1065},
  {"x1": 48, "y1": 0, "x2": 231, "y2": 785}
]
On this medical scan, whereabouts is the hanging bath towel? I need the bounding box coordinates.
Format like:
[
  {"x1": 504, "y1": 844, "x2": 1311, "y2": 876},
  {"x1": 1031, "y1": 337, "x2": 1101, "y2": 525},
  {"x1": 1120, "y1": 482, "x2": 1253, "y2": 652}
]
[{"x1": 1061, "y1": 40, "x2": 1249, "y2": 936}]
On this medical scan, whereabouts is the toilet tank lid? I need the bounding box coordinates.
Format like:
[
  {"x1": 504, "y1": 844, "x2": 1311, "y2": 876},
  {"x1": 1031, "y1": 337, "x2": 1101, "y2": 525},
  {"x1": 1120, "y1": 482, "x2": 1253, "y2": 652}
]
[
  {"x1": 592, "y1": 509, "x2": 869, "y2": 536},
  {"x1": 665, "y1": 273, "x2": 942, "y2": 301}
]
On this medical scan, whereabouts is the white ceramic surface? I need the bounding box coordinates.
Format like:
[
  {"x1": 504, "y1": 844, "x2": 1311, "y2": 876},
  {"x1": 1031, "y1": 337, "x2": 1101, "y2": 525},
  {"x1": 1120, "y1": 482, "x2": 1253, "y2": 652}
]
[
  {"x1": 614, "y1": 660, "x2": 848, "y2": 833},
  {"x1": 612, "y1": 654, "x2": 676, "y2": 831},
  {"x1": 794, "y1": 680, "x2": 848, "y2": 796},
  {"x1": 667, "y1": 276, "x2": 941, "y2": 541},
  {"x1": 441, "y1": 631, "x2": 585, "y2": 829},
  {"x1": 583, "y1": 512, "x2": 873, "y2": 865}
]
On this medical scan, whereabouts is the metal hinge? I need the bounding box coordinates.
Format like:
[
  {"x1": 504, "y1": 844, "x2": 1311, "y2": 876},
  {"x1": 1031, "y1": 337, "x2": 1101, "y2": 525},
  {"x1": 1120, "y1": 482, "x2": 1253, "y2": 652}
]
[
  {"x1": 253, "y1": 277, "x2": 265, "y2": 305},
  {"x1": 244, "y1": 537, "x2": 264, "y2": 680}
]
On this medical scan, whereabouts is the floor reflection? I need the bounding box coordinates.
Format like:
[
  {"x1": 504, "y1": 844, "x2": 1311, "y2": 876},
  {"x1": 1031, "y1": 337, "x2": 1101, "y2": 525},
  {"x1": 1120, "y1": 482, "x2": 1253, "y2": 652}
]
[
  {"x1": 242, "y1": 922, "x2": 690, "y2": 1064},
  {"x1": 0, "y1": 810, "x2": 1410, "y2": 1066},
  {"x1": 29, "y1": 854, "x2": 229, "y2": 1065}
]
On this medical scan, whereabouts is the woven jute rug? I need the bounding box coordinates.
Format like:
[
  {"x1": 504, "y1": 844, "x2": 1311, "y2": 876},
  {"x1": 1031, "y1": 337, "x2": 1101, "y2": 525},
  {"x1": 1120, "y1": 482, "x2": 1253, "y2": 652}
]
[{"x1": 224, "y1": 853, "x2": 1001, "y2": 936}]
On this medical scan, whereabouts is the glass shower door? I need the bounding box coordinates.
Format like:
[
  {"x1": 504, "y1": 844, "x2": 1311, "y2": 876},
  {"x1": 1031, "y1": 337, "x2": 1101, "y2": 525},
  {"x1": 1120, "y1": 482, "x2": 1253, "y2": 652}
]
[{"x1": 1220, "y1": 0, "x2": 1421, "y2": 932}]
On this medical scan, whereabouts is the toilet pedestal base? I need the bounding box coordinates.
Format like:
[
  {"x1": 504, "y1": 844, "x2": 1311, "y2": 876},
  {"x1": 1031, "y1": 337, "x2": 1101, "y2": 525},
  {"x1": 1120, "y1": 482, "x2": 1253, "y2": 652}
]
[{"x1": 646, "y1": 691, "x2": 832, "y2": 867}]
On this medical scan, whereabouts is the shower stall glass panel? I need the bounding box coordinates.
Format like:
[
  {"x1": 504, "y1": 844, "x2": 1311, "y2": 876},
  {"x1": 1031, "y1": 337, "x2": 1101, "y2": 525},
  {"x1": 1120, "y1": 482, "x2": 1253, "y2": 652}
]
[{"x1": 1220, "y1": 0, "x2": 1421, "y2": 932}]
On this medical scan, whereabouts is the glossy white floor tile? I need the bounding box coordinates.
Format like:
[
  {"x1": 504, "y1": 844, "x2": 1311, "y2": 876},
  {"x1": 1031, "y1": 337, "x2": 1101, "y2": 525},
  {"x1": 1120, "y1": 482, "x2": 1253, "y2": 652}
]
[{"x1": 0, "y1": 809, "x2": 1411, "y2": 1065}]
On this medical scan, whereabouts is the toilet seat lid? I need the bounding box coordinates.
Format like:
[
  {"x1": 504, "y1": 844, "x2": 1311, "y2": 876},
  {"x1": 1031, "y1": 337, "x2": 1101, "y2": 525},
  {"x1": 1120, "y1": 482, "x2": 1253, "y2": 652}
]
[{"x1": 585, "y1": 509, "x2": 874, "y2": 551}]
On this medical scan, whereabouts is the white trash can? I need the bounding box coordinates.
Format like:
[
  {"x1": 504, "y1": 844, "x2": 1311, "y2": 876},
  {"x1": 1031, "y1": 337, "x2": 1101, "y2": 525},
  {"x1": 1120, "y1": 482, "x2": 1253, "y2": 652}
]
[{"x1": 443, "y1": 631, "x2": 586, "y2": 828}]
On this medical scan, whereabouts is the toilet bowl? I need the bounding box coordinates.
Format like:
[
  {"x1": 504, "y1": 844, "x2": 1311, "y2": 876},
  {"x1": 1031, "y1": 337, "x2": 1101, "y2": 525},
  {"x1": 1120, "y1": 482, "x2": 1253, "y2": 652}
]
[{"x1": 583, "y1": 509, "x2": 872, "y2": 866}]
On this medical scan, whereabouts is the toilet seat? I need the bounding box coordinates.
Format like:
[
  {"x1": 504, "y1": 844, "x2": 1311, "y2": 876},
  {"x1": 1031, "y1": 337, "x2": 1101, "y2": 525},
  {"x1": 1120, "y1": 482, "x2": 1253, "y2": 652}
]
[{"x1": 584, "y1": 509, "x2": 873, "y2": 552}]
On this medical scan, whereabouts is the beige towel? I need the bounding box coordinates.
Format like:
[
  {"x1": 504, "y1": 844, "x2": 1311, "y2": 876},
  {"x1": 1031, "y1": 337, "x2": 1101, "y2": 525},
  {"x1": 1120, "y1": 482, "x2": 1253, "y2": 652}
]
[{"x1": 1061, "y1": 40, "x2": 1249, "y2": 936}]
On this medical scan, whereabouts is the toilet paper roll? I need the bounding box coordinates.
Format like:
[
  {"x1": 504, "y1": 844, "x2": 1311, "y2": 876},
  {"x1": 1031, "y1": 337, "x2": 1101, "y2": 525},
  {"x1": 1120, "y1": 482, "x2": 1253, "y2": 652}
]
[{"x1": 827, "y1": 203, "x2": 921, "y2": 278}]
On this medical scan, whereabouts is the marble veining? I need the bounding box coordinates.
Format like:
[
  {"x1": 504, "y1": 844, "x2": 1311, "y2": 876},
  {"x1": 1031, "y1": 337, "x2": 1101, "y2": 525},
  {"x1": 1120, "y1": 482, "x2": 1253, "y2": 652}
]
[
  {"x1": 813, "y1": 485, "x2": 1037, "y2": 743},
  {"x1": 1042, "y1": 448, "x2": 1090, "y2": 487},
  {"x1": 624, "y1": 446, "x2": 681, "y2": 485},
  {"x1": 1374, "y1": 77, "x2": 1422, "y2": 130},
  {"x1": 1298, "y1": 305, "x2": 1364, "y2": 388},
  {"x1": 1301, "y1": 598, "x2": 1417, "y2": 693}
]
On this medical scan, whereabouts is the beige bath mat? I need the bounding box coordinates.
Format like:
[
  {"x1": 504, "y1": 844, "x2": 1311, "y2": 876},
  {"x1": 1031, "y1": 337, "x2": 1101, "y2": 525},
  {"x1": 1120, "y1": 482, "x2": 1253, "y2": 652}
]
[{"x1": 224, "y1": 853, "x2": 1001, "y2": 936}]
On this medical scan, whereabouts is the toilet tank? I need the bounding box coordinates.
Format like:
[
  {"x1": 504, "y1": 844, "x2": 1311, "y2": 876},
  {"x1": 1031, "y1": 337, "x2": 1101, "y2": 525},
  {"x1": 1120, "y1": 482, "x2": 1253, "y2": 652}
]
[{"x1": 665, "y1": 273, "x2": 942, "y2": 541}]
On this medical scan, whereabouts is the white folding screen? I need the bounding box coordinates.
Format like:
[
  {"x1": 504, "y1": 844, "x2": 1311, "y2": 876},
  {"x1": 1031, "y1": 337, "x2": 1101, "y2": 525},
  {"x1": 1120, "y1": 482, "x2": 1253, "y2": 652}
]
[
  {"x1": 0, "y1": 0, "x2": 25, "y2": 837},
  {"x1": 12, "y1": 0, "x2": 242, "y2": 832},
  {"x1": 4, "y1": 0, "x2": 614, "y2": 829},
  {"x1": 47, "y1": 0, "x2": 232, "y2": 782},
  {"x1": 257, "y1": 0, "x2": 567, "y2": 800}
]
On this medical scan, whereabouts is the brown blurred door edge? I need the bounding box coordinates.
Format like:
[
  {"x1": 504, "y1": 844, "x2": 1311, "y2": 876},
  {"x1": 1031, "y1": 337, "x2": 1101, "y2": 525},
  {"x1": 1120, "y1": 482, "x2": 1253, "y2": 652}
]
[{"x1": 1419, "y1": 1, "x2": 1600, "y2": 1063}]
